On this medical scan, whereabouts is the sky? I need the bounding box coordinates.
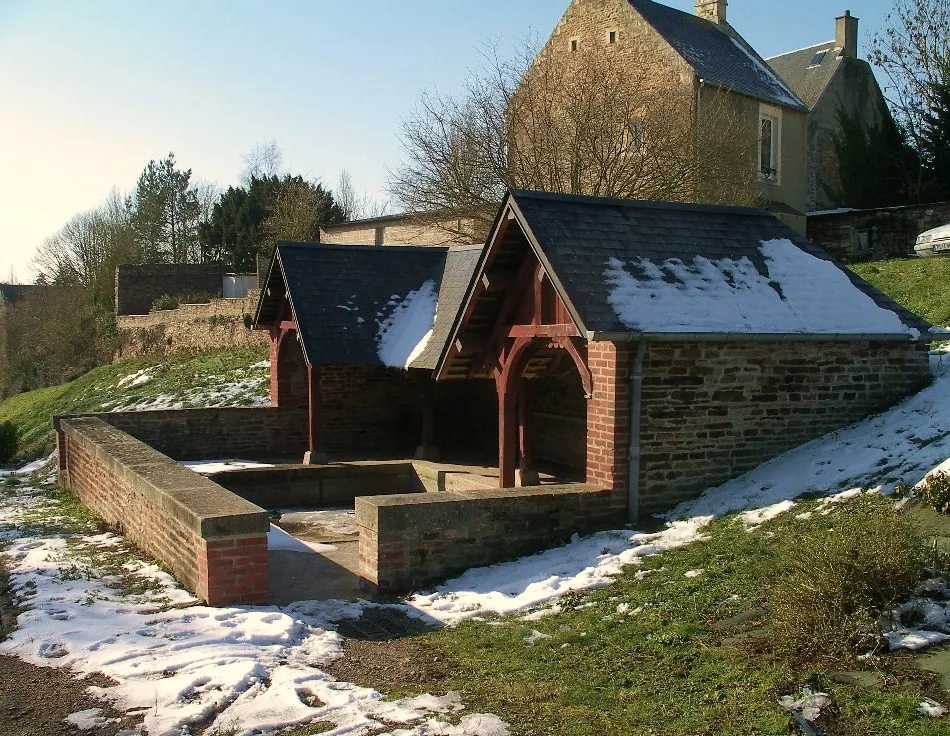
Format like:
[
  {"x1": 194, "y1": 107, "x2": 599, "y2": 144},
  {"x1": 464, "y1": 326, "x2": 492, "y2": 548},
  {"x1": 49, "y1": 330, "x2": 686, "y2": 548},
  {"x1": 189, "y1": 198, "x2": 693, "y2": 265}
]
[{"x1": 0, "y1": 0, "x2": 891, "y2": 282}]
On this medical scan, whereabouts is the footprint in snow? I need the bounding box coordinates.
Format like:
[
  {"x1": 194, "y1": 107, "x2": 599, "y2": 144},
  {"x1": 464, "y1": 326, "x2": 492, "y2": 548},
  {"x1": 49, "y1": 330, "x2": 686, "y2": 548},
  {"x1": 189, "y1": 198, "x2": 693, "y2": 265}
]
[{"x1": 38, "y1": 641, "x2": 68, "y2": 658}]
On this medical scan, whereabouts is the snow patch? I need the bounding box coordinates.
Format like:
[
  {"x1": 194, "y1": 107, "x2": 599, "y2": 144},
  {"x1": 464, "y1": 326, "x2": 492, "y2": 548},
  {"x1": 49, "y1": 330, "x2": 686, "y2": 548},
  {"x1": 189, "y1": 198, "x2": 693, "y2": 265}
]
[
  {"x1": 604, "y1": 239, "x2": 913, "y2": 336},
  {"x1": 180, "y1": 459, "x2": 275, "y2": 475},
  {"x1": 267, "y1": 524, "x2": 336, "y2": 554},
  {"x1": 65, "y1": 708, "x2": 117, "y2": 730},
  {"x1": 377, "y1": 280, "x2": 438, "y2": 368}
]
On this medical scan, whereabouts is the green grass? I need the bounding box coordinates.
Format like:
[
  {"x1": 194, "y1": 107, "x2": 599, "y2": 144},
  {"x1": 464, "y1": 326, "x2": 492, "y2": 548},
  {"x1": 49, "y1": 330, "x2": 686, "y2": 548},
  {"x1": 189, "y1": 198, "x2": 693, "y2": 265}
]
[
  {"x1": 0, "y1": 346, "x2": 268, "y2": 462},
  {"x1": 354, "y1": 503, "x2": 949, "y2": 736},
  {"x1": 850, "y1": 257, "x2": 950, "y2": 327}
]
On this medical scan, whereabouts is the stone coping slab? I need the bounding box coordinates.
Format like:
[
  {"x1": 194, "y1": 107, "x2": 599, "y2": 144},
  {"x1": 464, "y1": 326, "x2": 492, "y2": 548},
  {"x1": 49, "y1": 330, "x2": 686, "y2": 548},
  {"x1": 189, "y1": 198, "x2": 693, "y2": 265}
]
[
  {"x1": 356, "y1": 484, "x2": 610, "y2": 531},
  {"x1": 60, "y1": 416, "x2": 268, "y2": 539}
]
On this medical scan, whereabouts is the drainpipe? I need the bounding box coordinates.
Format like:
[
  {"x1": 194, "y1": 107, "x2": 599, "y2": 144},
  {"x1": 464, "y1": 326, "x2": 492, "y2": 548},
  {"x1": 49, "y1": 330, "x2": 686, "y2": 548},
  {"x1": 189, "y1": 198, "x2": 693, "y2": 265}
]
[{"x1": 627, "y1": 340, "x2": 647, "y2": 525}]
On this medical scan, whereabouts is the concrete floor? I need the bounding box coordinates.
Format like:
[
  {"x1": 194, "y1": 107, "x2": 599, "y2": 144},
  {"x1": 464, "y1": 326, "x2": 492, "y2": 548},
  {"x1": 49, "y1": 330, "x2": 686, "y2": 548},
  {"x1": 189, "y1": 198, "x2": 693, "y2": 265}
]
[{"x1": 268, "y1": 507, "x2": 365, "y2": 604}]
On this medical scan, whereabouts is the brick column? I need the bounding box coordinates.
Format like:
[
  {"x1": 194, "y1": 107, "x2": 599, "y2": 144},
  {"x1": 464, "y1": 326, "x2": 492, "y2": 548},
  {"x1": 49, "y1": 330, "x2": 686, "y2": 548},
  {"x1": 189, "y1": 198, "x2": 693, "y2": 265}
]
[
  {"x1": 586, "y1": 342, "x2": 631, "y2": 512},
  {"x1": 197, "y1": 535, "x2": 269, "y2": 606}
]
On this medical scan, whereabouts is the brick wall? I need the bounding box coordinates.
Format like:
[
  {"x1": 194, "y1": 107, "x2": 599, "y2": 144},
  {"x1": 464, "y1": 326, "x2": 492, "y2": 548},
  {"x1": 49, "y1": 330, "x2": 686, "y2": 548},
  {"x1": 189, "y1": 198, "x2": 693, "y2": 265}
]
[
  {"x1": 115, "y1": 291, "x2": 267, "y2": 359},
  {"x1": 316, "y1": 366, "x2": 425, "y2": 455},
  {"x1": 636, "y1": 340, "x2": 931, "y2": 513},
  {"x1": 586, "y1": 342, "x2": 632, "y2": 514},
  {"x1": 55, "y1": 406, "x2": 309, "y2": 461},
  {"x1": 58, "y1": 417, "x2": 269, "y2": 605},
  {"x1": 357, "y1": 484, "x2": 624, "y2": 592},
  {"x1": 115, "y1": 264, "x2": 238, "y2": 316},
  {"x1": 807, "y1": 202, "x2": 950, "y2": 262}
]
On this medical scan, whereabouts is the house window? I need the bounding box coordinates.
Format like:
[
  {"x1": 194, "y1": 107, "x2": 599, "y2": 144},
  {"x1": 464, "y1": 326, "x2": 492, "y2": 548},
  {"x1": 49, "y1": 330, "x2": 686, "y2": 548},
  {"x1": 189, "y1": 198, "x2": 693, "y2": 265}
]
[
  {"x1": 808, "y1": 50, "x2": 827, "y2": 67},
  {"x1": 608, "y1": 30, "x2": 617, "y2": 44},
  {"x1": 856, "y1": 230, "x2": 872, "y2": 253},
  {"x1": 630, "y1": 118, "x2": 645, "y2": 150},
  {"x1": 570, "y1": 37, "x2": 579, "y2": 52},
  {"x1": 759, "y1": 105, "x2": 782, "y2": 183}
]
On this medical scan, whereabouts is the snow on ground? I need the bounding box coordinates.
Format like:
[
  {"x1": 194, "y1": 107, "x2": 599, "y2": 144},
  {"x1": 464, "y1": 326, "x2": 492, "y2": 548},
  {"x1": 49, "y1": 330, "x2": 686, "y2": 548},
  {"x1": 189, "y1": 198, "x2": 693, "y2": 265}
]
[
  {"x1": 377, "y1": 280, "x2": 438, "y2": 368},
  {"x1": 267, "y1": 524, "x2": 336, "y2": 554},
  {"x1": 0, "y1": 484, "x2": 508, "y2": 736},
  {"x1": 180, "y1": 459, "x2": 274, "y2": 474},
  {"x1": 0, "y1": 452, "x2": 55, "y2": 477},
  {"x1": 604, "y1": 239, "x2": 916, "y2": 336}
]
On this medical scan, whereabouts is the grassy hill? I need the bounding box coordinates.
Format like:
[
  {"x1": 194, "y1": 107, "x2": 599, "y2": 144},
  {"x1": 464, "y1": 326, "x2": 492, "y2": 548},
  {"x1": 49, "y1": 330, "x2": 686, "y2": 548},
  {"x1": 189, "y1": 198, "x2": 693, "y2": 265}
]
[
  {"x1": 850, "y1": 257, "x2": 950, "y2": 327},
  {"x1": 0, "y1": 347, "x2": 268, "y2": 463}
]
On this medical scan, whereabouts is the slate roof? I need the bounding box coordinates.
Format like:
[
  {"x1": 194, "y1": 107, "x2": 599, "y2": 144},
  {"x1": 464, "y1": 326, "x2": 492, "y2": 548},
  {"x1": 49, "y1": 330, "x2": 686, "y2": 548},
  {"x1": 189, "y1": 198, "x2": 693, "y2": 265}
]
[
  {"x1": 767, "y1": 41, "x2": 841, "y2": 109},
  {"x1": 629, "y1": 0, "x2": 807, "y2": 111},
  {"x1": 255, "y1": 243, "x2": 480, "y2": 369},
  {"x1": 504, "y1": 189, "x2": 930, "y2": 337}
]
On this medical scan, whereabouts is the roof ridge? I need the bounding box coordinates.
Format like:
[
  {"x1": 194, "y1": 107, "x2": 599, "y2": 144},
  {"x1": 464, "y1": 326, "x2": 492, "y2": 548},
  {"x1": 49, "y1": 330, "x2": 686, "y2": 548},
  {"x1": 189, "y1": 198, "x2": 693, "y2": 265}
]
[
  {"x1": 766, "y1": 40, "x2": 837, "y2": 60},
  {"x1": 278, "y1": 241, "x2": 450, "y2": 254},
  {"x1": 510, "y1": 189, "x2": 774, "y2": 217}
]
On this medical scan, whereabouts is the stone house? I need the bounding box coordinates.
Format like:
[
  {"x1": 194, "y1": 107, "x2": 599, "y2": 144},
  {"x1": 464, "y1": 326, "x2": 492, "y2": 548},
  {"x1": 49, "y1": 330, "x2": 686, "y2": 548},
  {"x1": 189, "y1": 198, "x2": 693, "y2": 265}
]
[
  {"x1": 767, "y1": 10, "x2": 891, "y2": 212},
  {"x1": 532, "y1": 0, "x2": 809, "y2": 233},
  {"x1": 256, "y1": 189, "x2": 931, "y2": 519}
]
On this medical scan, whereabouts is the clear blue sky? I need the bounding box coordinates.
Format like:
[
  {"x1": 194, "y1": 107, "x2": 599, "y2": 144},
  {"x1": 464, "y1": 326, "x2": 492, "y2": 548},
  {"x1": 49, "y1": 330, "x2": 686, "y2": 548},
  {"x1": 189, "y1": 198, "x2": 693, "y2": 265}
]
[{"x1": 0, "y1": 0, "x2": 890, "y2": 281}]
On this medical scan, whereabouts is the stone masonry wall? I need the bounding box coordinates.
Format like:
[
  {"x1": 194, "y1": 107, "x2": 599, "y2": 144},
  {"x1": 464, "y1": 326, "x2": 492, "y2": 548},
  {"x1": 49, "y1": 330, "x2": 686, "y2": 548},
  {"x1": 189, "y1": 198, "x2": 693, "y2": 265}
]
[
  {"x1": 357, "y1": 484, "x2": 624, "y2": 592},
  {"x1": 316, "y1": 366, "x2": 425, "y2": 456},
  {"x1": 115, "y1": 263, "x2": 235, "y2": 316},
  {"x1": 637, "y1": 340, "x2": 932, "y2": 514},
  {"x1": 115, "y1": 291, "x2": 266, "y2": 360},
  {"x1": 57, "y1": 417, "x2": 269, "y2": 605},
  {"x1": 807, "y1": 202, "x2": 950, "y2": 262},
  {"x1": 54, "y1": 406, "x2": 309, "y2": 462}
]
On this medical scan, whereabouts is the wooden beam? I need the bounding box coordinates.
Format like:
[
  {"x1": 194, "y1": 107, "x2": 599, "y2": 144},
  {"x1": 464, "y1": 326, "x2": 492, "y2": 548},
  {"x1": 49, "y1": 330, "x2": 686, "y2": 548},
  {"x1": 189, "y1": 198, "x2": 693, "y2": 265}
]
[
  {"x1": 508, "y1": 324, "x2": 579, "y2": 338},
  {"x1": 480, "y1": 269, "x2": 516, "y2": 292}
]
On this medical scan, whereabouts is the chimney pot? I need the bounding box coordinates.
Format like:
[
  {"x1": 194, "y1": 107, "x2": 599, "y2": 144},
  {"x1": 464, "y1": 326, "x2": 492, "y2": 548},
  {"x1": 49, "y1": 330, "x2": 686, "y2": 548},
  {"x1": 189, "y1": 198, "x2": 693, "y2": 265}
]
[
  {"x1": 695, "y1": 0, "x2": 727, "y2": 25},
  {"x1": 836, "y1": 9, "x2": 859, "y2": 58}
]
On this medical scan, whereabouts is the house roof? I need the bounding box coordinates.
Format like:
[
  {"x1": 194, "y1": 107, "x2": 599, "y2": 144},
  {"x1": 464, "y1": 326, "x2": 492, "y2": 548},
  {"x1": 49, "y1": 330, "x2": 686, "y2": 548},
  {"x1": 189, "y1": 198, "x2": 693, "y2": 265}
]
[
  {"x1": 254, "y1": 243, "x2": 480, "y2": 370},
  {"x1": 766, "y1": 41, "x2": 843, "y2": 109},
  {"x1": 500, "y1": 189, "x2": 928, "y2": 338},
  {"x1": 629, "y1": 0, "x2": 807, "y2": 111}
]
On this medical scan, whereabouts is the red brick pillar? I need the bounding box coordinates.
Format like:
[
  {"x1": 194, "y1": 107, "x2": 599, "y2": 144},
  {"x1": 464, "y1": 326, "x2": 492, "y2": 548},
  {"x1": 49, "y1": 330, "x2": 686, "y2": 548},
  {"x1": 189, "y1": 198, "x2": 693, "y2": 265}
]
[
  {"x1": 197, "y1": 535, "x2": 269, "y2": 606},
  {"x1": 268, "y1": 333, "x2": 280, "y2": 405},
  {"x1": 586, "y1": 342, "x2": 631, "y2": 512}
]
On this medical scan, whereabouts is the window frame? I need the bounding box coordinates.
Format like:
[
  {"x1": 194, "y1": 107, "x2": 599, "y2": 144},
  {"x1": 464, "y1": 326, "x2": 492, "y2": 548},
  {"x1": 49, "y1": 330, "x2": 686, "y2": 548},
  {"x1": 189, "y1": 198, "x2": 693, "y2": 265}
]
[{"x1": 758, "y1": 104, "x2": 782, "y2": 184}]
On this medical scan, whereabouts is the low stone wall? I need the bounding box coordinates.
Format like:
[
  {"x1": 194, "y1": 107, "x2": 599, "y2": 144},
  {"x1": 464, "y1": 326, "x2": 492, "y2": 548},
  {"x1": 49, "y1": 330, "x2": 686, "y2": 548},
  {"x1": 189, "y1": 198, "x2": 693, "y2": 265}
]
[
  {"x1": 210, "y1": 462, "x2": 421, "y2": 508},
  {"x1": 54, "y1": 406, "x2": 309, "y2": 462},
  {"x1": 115, "y1": 292, "x2": 267, "y2": 359},
  {"x1": 356, "y1": 484, "x2": 623, "y2": 592},
  {"x1": 57, "y1": 417, "x2": 269, "y2": 605}
]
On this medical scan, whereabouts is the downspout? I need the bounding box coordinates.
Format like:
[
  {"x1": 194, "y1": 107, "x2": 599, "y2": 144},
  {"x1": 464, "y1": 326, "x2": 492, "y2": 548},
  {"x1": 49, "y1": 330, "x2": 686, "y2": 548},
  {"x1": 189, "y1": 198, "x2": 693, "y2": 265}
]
[{"x1": 627, "y1": 340, "x2": 647, "y2": 525}]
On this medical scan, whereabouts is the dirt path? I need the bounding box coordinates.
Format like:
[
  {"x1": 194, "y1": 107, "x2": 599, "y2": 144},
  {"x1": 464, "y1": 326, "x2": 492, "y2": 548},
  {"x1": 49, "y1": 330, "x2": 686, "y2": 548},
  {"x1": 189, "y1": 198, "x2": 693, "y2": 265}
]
[{"x1": 0, "y1": 655, "x2": 137, "y2": 735}]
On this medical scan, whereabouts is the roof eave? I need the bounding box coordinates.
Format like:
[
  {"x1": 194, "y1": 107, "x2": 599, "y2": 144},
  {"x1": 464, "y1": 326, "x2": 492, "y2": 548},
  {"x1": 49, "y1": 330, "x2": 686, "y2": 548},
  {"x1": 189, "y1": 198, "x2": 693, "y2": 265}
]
[{"x1": 586, "y1": 331, "x2": 924, "y2": 343}]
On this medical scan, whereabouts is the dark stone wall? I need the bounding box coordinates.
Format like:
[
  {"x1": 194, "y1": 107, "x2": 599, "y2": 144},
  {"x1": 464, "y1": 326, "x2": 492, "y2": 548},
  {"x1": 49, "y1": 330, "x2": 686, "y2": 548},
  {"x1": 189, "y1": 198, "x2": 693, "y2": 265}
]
[{"x1": 115, "y1": 264, "x2": 231, "y2": 316}]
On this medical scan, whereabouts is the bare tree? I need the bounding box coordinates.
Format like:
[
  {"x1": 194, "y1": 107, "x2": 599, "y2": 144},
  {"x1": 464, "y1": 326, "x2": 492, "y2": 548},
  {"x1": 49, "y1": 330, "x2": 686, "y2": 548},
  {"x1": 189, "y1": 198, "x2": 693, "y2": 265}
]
[
  {"x1": 241, "y1": 140, "x2": 284, "y2": 186},
  {"x1": 870, "y1": 0, "x2": 950, "y2": 201},
  {"x1": 390, "y1": 41, "x2": 757, "y2": 243},
  {"x1": 261, "y1": 176, "x2": 345, "y2": 247},
  {"x1": 337, "y1": 170, "x2": 394, "y2": 221}
]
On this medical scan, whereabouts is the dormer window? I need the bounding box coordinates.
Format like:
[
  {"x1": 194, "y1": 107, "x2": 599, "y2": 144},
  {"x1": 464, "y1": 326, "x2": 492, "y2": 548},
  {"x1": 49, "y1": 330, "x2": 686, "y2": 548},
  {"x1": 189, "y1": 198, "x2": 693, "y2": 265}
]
[{"x1": 808, "y1": 50, "x2": 827, "y2": 67}]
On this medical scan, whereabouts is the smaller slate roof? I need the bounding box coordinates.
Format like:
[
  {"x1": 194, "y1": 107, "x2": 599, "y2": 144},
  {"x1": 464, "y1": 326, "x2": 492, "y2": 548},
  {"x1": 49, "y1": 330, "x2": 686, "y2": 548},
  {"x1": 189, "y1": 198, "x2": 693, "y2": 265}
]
[
  {"x1": 767, "y1": 41, "x2": 841, "y2": 109},
  {"x1": 630, "y1": 0, "x2": 807, "y2": 111},
  {"x1": 506, "y1": 190, "x2": 930, "y2": 337},
  {"x1": 257, "y1": 243, "x2": 480, "y2": 370}
]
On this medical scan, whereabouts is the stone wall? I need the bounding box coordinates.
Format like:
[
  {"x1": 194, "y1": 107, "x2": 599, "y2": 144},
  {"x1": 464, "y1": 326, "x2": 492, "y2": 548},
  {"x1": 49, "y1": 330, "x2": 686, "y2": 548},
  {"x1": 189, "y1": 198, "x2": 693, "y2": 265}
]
[
  {"x1": 115, "y1": 291, "x2": 267, "y2": 359},
  {"x1": 54, "y1": 406, "x2": 309, "y2": 462},
  {"x1": 807, "y1": 202, "x2": 950, "y2": 262},
  {"x1": 636, "y1": 340, "x2": 932, "y2": 513},
  {"x1": 320, "y1": 215, "x2": 479, "y2": 247},
  {"x1": 57, "y1": 417, "x2": 269, "y2": 605},
  {"x1": 357, "y1": 484, "x2": 623, "y2": 592},
  {"x1": 115, "y1": 264, "x2": 238, "y2": 316}
]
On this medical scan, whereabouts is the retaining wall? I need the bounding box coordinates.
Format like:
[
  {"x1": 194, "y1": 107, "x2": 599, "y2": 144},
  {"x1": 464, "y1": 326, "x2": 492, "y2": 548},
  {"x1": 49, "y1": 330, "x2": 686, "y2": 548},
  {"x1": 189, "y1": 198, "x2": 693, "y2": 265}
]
[
  {"x1": 115, "y1": 291, "x2": 267, "y2": 359},
  {"x1": 57, "y1": 417, "x2": 269, "y2": 605},
  {"x1": 55, "y1": 406, "x2": 309, "y2": 461},
  {"x1": 357, "y1": 484, "x2": 623, "y2": 592}
]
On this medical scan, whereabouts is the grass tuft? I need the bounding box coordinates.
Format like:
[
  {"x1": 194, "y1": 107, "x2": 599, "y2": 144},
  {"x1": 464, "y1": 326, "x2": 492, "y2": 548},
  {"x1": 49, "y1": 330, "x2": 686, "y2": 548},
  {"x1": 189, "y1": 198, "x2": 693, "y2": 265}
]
[{"x1": 768, "y1": 495, "x2": 927, "y2": 664}]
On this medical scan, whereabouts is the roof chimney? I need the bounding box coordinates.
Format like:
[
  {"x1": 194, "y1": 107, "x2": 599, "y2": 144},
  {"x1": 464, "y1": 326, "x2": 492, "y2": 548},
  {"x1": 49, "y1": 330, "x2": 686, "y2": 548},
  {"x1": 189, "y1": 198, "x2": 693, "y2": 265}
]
[
  {"x1": 836, "y1": 10, "x2": 859, "y2": 58},
  {"x1": 695, "y1": 0, "x2": 727, "y2": 25}
]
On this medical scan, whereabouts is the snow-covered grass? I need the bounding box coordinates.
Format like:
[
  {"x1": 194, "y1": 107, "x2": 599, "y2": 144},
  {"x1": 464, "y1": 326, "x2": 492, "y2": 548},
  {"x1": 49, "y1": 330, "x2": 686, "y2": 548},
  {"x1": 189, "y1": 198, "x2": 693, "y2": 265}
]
[
  {"x1": 0, "y1": 347, "x2": 269, "y2": 461},
  {"x1": 0, "y1": 466, "x2": 509, "y2": 736}
]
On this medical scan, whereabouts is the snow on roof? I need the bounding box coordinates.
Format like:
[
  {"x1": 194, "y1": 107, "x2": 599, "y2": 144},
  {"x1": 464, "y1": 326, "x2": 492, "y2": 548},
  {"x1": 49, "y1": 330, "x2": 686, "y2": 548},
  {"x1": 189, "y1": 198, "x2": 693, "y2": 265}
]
[
  {"x1": 604, "y1": 238, "x2": 917, "y2": 336},
  {"x1": 727, "y1": 37, "x2": 803, "y2": 109},
  {"x1": 376, "y1": 279, "x2": 438, "y2": 368}
]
